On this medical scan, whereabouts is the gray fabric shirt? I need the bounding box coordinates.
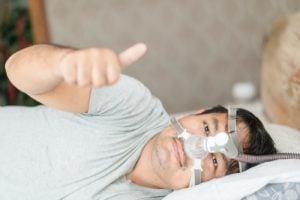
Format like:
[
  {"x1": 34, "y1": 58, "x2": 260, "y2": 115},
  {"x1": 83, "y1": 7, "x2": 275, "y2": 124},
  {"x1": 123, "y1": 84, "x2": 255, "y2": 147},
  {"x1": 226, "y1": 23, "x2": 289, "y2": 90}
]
[{"x1": 0, "y1": 75, "x2": 172, "y2": 200}]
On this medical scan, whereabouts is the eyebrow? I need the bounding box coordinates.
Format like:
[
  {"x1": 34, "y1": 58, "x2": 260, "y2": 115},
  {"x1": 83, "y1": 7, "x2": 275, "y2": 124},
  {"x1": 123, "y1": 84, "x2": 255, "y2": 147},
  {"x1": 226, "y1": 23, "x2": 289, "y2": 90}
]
[{"x1": 213, "y1": 117, "x2": 218, "y2": 132}]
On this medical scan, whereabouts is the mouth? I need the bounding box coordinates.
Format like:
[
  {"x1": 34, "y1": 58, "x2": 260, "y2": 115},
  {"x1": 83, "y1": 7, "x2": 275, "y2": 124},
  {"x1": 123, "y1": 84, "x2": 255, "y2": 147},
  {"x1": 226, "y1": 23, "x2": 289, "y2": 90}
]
[{"x1": 172, "y1": 138, "x2": 186, "y2": 168}]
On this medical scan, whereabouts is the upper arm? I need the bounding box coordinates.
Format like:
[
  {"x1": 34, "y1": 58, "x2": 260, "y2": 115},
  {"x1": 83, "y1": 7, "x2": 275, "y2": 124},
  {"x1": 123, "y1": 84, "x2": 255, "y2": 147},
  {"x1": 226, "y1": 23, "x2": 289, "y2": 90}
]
[{"x1": 30, "y1": 81, "x2": 92, "y2": 113}]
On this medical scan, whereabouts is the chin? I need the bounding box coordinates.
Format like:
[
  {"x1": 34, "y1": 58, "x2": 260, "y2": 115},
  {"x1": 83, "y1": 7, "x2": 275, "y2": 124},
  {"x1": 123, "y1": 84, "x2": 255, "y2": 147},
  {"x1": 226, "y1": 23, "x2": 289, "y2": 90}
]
[{"x1": 170, "y1": 182, "x2": 188, "y2": 190}]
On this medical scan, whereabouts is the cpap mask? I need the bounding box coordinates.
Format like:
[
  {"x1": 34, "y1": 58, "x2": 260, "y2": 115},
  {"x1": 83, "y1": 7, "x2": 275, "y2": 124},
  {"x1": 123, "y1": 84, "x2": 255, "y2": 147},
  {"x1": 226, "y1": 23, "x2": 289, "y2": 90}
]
[{"x1": 170, "y1": 108, "x2": 300, "y2": 187}]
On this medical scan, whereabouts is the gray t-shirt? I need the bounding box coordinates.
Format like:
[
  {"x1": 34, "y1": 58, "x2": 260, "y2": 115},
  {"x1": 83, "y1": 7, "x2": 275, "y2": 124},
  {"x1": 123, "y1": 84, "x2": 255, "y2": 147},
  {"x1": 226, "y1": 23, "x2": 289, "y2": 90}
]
[{"x1": 0, "y1": 75, "x2": 172, "y2": 200}]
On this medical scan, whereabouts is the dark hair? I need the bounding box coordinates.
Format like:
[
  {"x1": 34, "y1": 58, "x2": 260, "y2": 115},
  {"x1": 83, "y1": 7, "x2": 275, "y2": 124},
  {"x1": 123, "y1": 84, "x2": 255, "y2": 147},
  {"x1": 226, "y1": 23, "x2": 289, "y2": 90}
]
[{"x1": 199, "y1": 105, "x2": 277, "y2": 174}]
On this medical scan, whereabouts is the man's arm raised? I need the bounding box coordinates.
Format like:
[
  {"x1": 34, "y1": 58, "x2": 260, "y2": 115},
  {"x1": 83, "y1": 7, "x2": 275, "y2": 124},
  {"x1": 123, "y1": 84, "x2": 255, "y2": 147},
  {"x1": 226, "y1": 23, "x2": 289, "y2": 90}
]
[{"x1": 5, "y1": 43, "x2": 147, "y2": 113}]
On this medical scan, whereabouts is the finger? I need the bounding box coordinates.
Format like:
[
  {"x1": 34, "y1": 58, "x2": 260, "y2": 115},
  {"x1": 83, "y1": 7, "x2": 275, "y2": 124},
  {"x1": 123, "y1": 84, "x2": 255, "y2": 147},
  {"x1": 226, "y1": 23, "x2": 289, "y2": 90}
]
[
  {"x1": 106, "y1": 59, "x2": 121, "y2": 85},
  {"x1": 118, "y1": 43, "x2": 147, "y2": 67},
  {"x1": 77, "y1": 61, "x2": 91, "y2": 86},
  {"x1": 92, "y1": 64, "x2": 107, "y2": 87}
]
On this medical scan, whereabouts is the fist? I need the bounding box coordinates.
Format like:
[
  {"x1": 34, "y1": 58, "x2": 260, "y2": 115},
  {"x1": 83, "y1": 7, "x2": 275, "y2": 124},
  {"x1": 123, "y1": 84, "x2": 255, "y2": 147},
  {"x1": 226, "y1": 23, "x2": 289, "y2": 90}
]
[{"x1": 57, "y1": 43, "x2": 147, "y2": 87}]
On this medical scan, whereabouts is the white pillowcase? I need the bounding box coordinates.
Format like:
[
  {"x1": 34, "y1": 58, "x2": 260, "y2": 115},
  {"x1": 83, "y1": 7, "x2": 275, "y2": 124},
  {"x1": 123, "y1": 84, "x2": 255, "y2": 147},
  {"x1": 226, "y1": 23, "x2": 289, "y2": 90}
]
[
  {"x1": 163, "y1": 159, "x2": 300, "y2": 200},
  {"x1": 265, "y1": 123, "x2": 300, "y2": 152}
]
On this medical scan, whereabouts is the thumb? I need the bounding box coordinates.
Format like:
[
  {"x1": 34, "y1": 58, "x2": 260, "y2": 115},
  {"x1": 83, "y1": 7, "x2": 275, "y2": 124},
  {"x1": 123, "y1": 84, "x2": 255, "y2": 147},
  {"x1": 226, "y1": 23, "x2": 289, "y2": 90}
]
[{"x1": 118, "y1": 43, "x2": 147, "y2": 67}]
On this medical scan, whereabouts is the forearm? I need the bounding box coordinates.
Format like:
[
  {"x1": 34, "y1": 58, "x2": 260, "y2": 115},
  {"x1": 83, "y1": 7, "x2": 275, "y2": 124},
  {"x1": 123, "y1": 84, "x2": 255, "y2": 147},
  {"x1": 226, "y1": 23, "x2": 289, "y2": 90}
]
[
  {"x1": 5, "y1": 44, "x2": 72, "y2": 95},
  {"x1": 4, "y1": 43, "x2": 146, "y2": 112}
]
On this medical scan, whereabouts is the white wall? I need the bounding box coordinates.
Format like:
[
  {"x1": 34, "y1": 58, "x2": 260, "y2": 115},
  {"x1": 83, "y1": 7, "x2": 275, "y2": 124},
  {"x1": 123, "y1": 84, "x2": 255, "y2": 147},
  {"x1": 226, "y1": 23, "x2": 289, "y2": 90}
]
[{"x1": 45, "y1": 0, "x2": 300, "y2": 113}]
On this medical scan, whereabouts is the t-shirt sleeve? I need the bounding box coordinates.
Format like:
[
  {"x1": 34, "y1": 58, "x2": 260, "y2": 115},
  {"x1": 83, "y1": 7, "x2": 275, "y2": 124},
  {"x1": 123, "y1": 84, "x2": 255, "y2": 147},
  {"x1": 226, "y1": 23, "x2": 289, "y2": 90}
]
[{"x1": 87, "y1": 75, "x2": 162, "y2": 117}]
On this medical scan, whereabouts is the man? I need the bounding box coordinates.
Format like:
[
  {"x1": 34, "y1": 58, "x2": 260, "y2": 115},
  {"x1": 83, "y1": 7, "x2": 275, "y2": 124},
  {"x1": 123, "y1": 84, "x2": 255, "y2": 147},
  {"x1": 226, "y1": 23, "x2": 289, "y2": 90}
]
[{"x1": 0, "y1": 43, "x2": 277, "y2": 200}]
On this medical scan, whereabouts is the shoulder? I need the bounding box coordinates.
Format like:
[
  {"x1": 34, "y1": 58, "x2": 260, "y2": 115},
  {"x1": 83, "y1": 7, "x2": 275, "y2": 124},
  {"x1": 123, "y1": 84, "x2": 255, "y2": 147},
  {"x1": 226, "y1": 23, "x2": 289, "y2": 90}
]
[{"x1": 88, "y1": 74, "x2": 156, "y2": 115}]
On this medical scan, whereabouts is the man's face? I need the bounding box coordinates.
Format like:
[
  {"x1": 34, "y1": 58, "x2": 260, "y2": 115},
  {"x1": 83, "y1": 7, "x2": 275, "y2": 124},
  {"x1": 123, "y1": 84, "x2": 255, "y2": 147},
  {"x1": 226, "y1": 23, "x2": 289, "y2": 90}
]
[{"x1": 150, "y1": 112, "x2": 249, "y2": 189}]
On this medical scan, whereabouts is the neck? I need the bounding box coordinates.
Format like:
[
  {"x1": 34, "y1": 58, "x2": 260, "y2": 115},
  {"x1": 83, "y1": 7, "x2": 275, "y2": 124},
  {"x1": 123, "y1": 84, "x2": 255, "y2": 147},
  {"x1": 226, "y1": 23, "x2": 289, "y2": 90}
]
[{"x1": 126, "y1": 134, "x2": 165, "y2": 189}]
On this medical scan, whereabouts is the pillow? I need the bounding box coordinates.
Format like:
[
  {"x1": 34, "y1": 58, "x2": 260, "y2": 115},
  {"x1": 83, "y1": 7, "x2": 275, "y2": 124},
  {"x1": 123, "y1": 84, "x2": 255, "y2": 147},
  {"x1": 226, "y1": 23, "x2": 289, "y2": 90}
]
[
  {"x1": 163, "y1": 159, "x2": 300, "y2": 200},
  {"x1": 265, "y1": 123, "x2": 300, "y2": 152}
]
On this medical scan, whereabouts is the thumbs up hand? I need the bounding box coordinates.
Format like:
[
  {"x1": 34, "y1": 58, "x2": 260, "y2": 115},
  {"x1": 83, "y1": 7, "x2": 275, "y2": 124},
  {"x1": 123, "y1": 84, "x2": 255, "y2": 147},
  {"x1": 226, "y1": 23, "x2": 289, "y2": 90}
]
[{"x1": 57, "y1": 43, "x2": 147, "y2": 87}]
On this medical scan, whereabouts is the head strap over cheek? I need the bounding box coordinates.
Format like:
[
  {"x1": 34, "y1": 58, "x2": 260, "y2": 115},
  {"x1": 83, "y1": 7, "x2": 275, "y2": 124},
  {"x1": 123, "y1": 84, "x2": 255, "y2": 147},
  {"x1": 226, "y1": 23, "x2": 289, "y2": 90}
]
[
  {"x1": 189, "y1": 159, "x2": 202, "y2": 187},
  {"x1": 228, "y1": 108, "x2": 246, "y2": 172},
  {"x1": 170, "y1": 117, "x2": 190, "y2": 140}
]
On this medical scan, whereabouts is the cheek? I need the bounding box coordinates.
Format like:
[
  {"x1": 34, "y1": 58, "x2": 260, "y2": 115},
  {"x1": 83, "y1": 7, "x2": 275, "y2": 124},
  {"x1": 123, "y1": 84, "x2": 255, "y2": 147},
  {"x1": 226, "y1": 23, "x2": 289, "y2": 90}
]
[
  {"x1": 152, "y1": 139, "x2": 170, "y2": 170},
  {"x1": 201, "y1": 159, "x2": 212, "y2": 182},
  {"x1": 199, "y1": 157, "x2": 215, "y2": 182},
  {"x1": 200, "y1": 155, "x2": 227, "y2": 182}
]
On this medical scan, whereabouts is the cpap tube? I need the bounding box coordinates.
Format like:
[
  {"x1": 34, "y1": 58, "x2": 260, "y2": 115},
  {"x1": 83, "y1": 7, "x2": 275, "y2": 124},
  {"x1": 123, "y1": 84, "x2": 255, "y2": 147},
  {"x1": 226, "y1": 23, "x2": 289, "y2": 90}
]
[{"x1": 235, "y1": 152, "x2": 300, "y2": 163}]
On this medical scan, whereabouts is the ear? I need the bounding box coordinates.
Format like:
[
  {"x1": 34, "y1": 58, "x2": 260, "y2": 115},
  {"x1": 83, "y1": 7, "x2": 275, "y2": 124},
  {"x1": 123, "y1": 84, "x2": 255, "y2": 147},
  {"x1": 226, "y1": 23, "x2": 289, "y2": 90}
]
[{"x1": 193, "y1": 108, "x2": 205, "y2": 115}]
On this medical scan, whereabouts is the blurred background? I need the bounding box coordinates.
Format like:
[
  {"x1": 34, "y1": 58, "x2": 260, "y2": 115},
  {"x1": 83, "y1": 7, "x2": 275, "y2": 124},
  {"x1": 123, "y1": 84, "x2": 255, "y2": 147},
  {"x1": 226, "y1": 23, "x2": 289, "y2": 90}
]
[{"x1": 0, "y1": 0, "x2": 300, "y2": 114}]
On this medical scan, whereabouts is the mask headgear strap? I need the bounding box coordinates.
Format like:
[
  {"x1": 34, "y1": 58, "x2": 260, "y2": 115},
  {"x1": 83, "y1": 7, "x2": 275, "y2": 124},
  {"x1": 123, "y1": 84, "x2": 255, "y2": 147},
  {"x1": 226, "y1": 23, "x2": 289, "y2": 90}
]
[
  {"x1": 170, "y1": 117, "x2": 202, "y2": 187},
  {"x1": 171, "y1": 117, "x2": 190, "y2": 140},
  {"x1": 189, "y1": 159, "x2": 201, "y2": 187},
  {"x1": 228, "y1": 108, "x2": 246, "y2": 172}
]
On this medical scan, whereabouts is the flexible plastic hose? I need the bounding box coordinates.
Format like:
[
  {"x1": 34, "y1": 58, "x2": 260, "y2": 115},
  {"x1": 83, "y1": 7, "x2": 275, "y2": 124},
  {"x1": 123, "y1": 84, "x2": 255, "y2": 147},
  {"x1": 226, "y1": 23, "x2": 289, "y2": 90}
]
[{"x1": 235, "y1": 153, "x2": 300, "y2": 163}]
